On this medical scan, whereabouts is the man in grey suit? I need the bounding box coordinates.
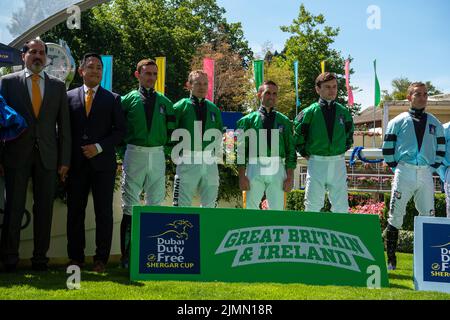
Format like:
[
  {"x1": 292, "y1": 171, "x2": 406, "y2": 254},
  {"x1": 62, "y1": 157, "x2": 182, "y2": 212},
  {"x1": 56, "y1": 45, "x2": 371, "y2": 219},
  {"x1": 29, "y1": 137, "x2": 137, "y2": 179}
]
[{"x1": 0, "y1": 39, "x2": 71, "y2": 272}]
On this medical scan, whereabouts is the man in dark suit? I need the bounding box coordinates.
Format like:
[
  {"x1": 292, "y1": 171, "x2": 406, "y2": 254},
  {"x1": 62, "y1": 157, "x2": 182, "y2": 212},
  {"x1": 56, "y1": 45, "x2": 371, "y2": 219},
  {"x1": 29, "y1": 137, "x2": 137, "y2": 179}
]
[
  {"x1": 66, "y1": 53, "x2": 126, "y2": 272},
  {"x1": 0, "y1": 39, "x2": 71, "y2": 272}
]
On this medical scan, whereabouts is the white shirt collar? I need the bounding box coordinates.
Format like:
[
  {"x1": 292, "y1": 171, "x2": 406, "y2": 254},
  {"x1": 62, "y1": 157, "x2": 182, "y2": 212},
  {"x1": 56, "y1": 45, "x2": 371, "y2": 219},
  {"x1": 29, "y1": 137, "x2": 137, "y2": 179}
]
[
  {"x1": 83, "y1": 84, "x2": 100, "y2": 94},
  {"x1": 24, "y1": 68, "x2": 45, "y2": 79}
]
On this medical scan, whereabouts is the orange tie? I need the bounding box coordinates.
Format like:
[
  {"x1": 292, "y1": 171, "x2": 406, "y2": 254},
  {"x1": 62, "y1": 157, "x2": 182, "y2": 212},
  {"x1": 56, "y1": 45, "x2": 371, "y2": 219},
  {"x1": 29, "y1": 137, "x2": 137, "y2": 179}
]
[
  {"x1": 85, "y1": 88, "x2": 94, "y2": 116},
  {"x1": 31, "y1": 74, "x2": 42, "y2": 117}
]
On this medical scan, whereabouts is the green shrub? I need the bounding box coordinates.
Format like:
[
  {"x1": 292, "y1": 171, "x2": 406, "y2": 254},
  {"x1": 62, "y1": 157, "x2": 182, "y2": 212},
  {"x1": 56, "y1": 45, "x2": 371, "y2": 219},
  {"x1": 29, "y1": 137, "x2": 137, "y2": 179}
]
[
  {"x1": 287, "y1": 190, "x2": 374, "y2": 213},
  {"x1": 286, "y1": 190, "x2": 306, "y2": 211},
  {"x1": 398, "y1": 230, "x2": 414, "y2": 253},
  {"x1": 383, "y1": 193, "x2": 447, "y2": 231},
  {"x1": 381, "y1": 230, "x2": 414, "y2": 253},
  {"x1": 348, "y1": 192, "x2": 373, "y2": 208}
]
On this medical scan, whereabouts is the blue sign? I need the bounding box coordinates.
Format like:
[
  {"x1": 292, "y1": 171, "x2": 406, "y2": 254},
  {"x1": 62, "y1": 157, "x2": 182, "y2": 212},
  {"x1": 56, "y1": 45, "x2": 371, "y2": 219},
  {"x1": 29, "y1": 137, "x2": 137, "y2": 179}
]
[
  {"x1": 0, "y1": 50, "x2": 13, "y2": 64},
  {"x1": 221, "y1": 112, "x2": 243, "y2": 130},
  {"x1": 423, "y1": 223, "x2": 450, "y2": 283},
  {"x1": 414, "y1": 217, "x2": 450, "y2": 293},
  {"x1": 138, "y1": 213, "x2": 200, "y2": 274}
]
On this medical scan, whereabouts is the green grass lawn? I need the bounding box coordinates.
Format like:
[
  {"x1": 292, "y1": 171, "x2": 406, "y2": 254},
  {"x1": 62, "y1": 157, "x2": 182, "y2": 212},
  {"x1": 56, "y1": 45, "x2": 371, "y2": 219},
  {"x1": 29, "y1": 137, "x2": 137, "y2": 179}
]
[{"x1": 0, "y1": 253, "x2": 449, "y2": 300}]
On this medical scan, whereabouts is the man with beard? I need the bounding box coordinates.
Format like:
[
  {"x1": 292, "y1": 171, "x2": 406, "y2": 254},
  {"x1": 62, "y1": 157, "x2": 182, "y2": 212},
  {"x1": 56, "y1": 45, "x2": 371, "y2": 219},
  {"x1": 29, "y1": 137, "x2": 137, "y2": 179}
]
[{"x1": 0, "y1": 39, "x2": 71, "y2": 272}]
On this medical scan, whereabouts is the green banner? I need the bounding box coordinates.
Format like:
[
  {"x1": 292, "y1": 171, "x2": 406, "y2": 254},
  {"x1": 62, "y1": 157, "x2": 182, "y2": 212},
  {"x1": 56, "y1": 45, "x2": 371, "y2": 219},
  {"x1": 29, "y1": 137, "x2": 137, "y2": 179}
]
[
  {"x1": 253, "y1": 60, "x2": 264, "y2": 91},
  {"x1": 374, "y1": 59, "x2": 381, "y2": 107},
  {"x1": 131, "y1": 207, "x2": 389, "y2": 287}
]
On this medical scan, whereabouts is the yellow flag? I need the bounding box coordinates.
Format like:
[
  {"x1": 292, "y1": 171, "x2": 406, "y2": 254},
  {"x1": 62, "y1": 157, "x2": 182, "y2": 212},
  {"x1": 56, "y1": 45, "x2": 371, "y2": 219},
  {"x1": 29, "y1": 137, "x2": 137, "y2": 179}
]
[
  {"x1": 321, "y1": 60, "x2": 326, "y2": 74},
  {"x1": 155, "y1": 57, "x2": 166, "y2": 94}
]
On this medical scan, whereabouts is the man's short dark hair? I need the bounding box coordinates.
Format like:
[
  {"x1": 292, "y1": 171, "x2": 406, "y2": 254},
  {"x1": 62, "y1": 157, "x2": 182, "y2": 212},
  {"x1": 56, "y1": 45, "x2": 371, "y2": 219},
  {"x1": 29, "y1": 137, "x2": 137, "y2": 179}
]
[
  {"x1": 80, "y1": 53, "x2": 103, "y2": 68},
  {"x1": 22, "y1": 39, "x2": 48, "y2": 54},
  {"x1": 137, "y1": 59, "x2": 157, "y2": 73},
  {"x1": 258, "y1": 80, "x2": 278, "y2": 93},
  {"x1": 407, "y1": 82, "x2": 427, "y2": 96},
  {"x1": 315, "y1": 72, "x2": 337, "y2": 88}
]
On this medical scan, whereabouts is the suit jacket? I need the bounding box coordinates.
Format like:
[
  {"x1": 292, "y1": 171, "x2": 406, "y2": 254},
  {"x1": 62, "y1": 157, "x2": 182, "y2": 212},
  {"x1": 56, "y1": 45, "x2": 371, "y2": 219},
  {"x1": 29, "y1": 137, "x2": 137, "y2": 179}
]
[
  {"x1": 67, "y1": 86, "x2": 126, "y2": 172},
  {"x1": 0, "y1": 70, "x2": 71, "y2": 170}
]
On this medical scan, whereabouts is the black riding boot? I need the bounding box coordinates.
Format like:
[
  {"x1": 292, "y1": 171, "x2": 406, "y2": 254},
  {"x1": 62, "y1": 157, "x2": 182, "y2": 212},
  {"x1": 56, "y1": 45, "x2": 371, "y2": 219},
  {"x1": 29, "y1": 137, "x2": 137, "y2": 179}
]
[{"x1": 384, "y1": 224, "x2": 399, "y2": 270}]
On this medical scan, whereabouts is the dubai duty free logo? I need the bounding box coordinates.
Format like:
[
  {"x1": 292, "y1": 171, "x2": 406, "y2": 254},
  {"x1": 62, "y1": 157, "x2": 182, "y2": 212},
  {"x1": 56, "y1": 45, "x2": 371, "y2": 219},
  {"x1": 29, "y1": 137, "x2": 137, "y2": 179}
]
[
  {"x1": 423, "y1": 223, "x2": 450, "y2": 282},
  {"x1": 139, "y1": 214, "x2": 200, "y2": 274},
  {"x1": 215, "y1": 226, "x2": 375, "y2": 272}
]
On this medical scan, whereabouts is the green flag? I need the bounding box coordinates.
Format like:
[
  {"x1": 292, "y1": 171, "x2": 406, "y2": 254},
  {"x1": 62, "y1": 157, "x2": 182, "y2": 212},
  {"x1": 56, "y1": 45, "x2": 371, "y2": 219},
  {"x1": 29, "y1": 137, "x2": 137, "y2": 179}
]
[
  {"x1": 374, "y1": 60, "x2": 381, "y2": 107},
  {"x1": 253, "y1": 60, "x2": 264, "y2": 91}
]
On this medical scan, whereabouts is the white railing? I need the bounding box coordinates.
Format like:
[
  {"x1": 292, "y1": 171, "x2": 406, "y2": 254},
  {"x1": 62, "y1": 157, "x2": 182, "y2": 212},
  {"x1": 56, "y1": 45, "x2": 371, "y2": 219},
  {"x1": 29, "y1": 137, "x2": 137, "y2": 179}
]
[{"x1": 294, "y1": 148, "x2": 444, "y2": 193}]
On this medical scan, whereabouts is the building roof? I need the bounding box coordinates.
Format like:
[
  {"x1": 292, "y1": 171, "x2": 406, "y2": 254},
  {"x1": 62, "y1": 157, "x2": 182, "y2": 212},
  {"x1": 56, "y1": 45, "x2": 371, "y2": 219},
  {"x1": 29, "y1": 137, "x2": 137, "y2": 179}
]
[
  {"x1": 354, "y1": 105, "x2": 383, "y2": 125},
  {"x1": 429, "y1": 93, "x2": 450, "y2": 101},
  {"x1": 354, "y1": 97, "x2": 450, "y2": 125}
]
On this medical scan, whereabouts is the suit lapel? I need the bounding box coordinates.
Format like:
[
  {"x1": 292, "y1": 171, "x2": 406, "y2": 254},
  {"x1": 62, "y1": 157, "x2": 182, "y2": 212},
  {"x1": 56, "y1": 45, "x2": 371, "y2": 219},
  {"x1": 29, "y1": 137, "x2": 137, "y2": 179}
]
[{"x1": 77, "y1": 86, "x2": 88, "y2": 120}]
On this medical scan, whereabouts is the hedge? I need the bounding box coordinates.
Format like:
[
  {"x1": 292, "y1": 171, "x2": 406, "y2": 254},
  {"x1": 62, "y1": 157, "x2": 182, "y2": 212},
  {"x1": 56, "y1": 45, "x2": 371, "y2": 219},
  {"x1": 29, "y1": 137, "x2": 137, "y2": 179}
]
[
  {"x1": 286, "y1": 190, "x2": 374, "y2": 213},
  {"x1": 383, "y1": 193, "x2": 447, "y2": 231},
  {"x1": 287, "y1": 190, "x2": 447, "y2": 232}
]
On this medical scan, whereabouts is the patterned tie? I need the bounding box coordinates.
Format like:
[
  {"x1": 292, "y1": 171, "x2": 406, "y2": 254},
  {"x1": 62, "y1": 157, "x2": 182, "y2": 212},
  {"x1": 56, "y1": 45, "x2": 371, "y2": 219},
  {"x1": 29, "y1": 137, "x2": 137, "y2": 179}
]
[
  {"x1": 85, "y1": 88, "x2": 94, "y2": 116},
  {"x1": 31, "y1": 74, "x2": 42, "y2": 117}
]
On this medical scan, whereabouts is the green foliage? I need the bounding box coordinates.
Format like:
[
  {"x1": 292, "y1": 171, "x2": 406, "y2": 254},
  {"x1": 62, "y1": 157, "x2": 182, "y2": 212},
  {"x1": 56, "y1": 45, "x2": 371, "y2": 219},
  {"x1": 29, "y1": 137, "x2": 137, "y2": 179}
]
[
  {"x1": 286, "y1": 189, "x2": 306, "y2": 211},
  {"x1": 383, "y1": 193, "x2": 447, "y2": 231},
  {"x1": 264, "y1": 56, "x2": 296, "y2": 116},
  {"x1": 382, "y1": 77, "x2": 443, "y2": 102},
  {"x1": 348, "y1": 192, "x2": 374, "y2": 208},
  {"x1": 278, "y1": 4, "x2": 360, "y2": 118},
  {"x1": 0, "y1": 67, "x2": 13, "y2": 77},
  {"x1": 218, "y1": 164, "x2": 241, "y2": 204},
  {"x1": 287, "y1": 190, "x2": 374, "y2": 212},
  {"x1": 41, "y1": 0, "x2": 252, "y2": 102},
  {"x1": 398, "y1": 231, "x2": 414, "y2": 253},
  {"x1": 191, "y1": 41, "x2": 253, "y2": 112}
]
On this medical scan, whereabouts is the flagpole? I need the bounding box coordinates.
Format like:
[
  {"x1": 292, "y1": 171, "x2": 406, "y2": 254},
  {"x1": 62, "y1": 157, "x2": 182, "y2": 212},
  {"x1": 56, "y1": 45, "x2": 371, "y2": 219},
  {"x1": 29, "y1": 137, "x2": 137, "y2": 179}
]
[
  {"x1": 294, "y1": 60, "x2": 300, "y2": 116},
  {"x1": 373, "y1": 104, "x2": 376, "y2": 147},
  {"x1": 373, "y1": 59, "x2": 381, "y2": 148}
]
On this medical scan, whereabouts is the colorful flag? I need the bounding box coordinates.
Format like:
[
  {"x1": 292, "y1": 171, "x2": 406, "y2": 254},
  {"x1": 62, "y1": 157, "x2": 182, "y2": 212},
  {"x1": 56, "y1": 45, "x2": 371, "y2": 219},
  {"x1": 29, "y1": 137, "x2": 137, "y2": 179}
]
[
  {"x1": 294, "y1": 60, "x2": 301, "y2": 114},
  {"x1": 374, "y1": 59, "x2": 381, "y2": 107},
  {"x1": 100, "y1": 55, "x2": 113, "y2": 91},
  {"x1": 253, "y1": 60, "x2": 264, "y2": 91},
  {"x1": 155, "y1": 57, "x2": 166, "y2": 95},
  {"x1": 203, "y1": 58, "x2": 215, "y2": 102},
  {"x1": 321, "y1": 60, "x2": 326, "y2": 74},
  {"x1": 345, "y1": 60, "x2": 354, "y2": 106}
]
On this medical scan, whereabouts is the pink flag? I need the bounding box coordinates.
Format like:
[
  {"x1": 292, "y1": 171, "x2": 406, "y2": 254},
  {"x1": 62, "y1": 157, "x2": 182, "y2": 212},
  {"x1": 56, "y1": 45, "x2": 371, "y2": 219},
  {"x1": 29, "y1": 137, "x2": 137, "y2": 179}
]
[
  {"x1": 345, "y1": 60, "x2": 354, "y2": 106},
  {"x1": 203, "y1": 58, "x2": 215, "y2": 102}
]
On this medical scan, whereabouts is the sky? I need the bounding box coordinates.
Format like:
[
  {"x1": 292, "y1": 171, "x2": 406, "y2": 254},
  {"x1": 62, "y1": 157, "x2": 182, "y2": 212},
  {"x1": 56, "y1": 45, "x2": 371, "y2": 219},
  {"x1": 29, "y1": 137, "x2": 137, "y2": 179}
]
[
  {"x1": 0, "y1": 1, "x2": 22, "y2": 43},
  {"x1": 217, "y1": 0, "x2": 450, "y2": 109},
  {"x1": 1, "y1": 0, "x2": 449, "y2": 109}
]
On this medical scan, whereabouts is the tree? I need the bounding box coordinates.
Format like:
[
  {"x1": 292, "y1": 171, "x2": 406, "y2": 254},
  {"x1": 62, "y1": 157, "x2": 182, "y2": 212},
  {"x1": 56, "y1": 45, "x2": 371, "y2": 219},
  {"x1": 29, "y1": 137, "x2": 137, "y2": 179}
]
[
  {"x1": 382, "y1": 77, "x2": 443, "y2": 101},
  {"x1": 41, "y1": 0, "x2": 251, "y2": 102},
  {"x1": 190, "y1": 41, "x2": 252, "y2": 112},
  {"x1": 168, "y1": 0, "x2": 253, "y2": 64},
  {"x1": 214, "y1": 22, "x2": 254, "y2": 68},
  {"x1": 279, "y1": 5, "x2": 360, "y2": 116},
  {"x1": 264, "y1": 56, "x2": 296, "y2": 117}
]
